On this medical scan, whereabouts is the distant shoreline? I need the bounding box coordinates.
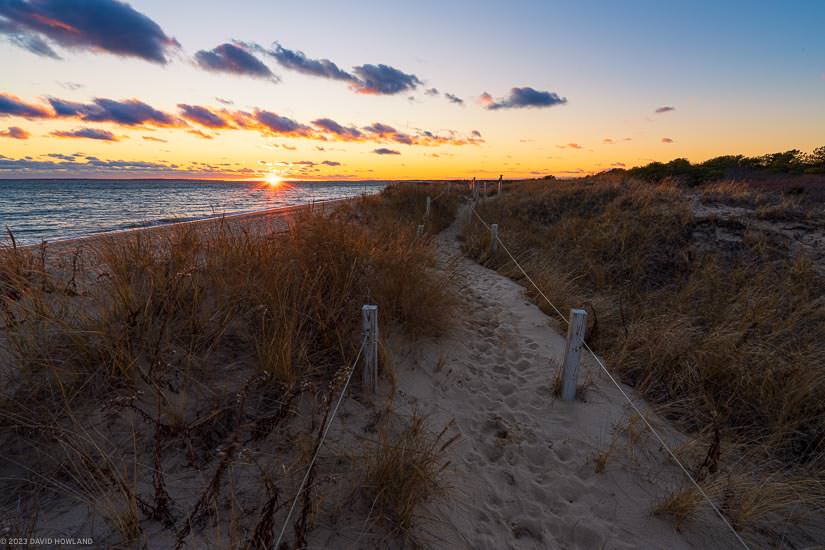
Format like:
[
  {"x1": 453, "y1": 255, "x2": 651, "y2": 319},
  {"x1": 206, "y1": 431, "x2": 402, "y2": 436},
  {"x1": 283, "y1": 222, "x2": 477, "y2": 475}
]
[{"x1": 18, "y1": 196, "x2": 355, "y2": 251}]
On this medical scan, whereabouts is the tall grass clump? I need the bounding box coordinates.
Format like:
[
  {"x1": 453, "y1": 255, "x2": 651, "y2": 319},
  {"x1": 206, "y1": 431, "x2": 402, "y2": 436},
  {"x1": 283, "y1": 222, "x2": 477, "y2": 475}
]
[
  {"x1": 353, "y1": 181, "x2": 465, "y2": 234},
  {"x1": 359, "y1": 415, "x2": 458, "y2": 534},
  {"x1": 462, "y1": 176, "x2": 825, "y2": 534},
  {"x1": 0, "y1": 185, "x2": 459, "y2": 546}
]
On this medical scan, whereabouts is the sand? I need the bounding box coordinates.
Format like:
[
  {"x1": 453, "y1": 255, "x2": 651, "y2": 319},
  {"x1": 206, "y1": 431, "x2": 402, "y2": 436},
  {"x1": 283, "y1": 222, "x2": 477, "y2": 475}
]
[
  {"x1": 1, "y1": 198, "x2": 778, "y2": 548},
  {"x1": 385, "y1": 208, "x2": 753, "y2": 549}
]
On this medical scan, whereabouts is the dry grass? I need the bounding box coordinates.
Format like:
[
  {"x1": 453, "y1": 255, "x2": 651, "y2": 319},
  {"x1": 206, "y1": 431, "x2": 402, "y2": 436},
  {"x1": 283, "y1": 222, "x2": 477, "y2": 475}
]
[
  {"x1": 0, "y1": 182, "x2": 463, "y2": 547},
  {"x1": 462, "y1": 176, "x2": 825, "y2": 536},
  {"x1": 359, "y1": 415, "x2": 458, "y2": 533}
]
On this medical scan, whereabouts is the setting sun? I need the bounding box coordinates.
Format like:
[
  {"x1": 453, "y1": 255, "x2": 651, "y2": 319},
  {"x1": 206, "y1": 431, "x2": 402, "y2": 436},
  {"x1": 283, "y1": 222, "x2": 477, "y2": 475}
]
[{"x1": 264, "y1": 173, "x2": 283, "y2": 187}]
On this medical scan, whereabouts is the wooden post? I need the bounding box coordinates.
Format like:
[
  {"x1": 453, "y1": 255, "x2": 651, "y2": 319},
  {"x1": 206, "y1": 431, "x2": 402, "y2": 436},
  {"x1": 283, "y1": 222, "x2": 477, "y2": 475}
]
[
  {"x1": 416, "y1": 224, "x2": 424, "y2": 237},
  {"x1": 482, "y1": 180, "x2": 487, "y2": 198},
  {"x1": 497, "y1": 175, "x2": 503, "y2": 195},
  {"x1": 472, "y1": 177, "x2": 478, "y2": 201},
  {"x1": 490, "y1": 223, "x2": 499, "y2": 255},
  {"x1": 425, "y1": 196, "x2": 431, "y2": 217},
  {"x1": 560, "y1": 309, "x2": 587, "y2": 401},
  {"x1": 362, "y1": 305, "x2": 378, "y2": 393}
]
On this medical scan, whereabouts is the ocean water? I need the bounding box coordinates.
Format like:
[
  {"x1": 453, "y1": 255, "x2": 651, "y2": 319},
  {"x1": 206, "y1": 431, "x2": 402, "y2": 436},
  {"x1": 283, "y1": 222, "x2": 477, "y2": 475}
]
[{"x1": 0, "y1": 179, "x2": 388, "y2": 245}]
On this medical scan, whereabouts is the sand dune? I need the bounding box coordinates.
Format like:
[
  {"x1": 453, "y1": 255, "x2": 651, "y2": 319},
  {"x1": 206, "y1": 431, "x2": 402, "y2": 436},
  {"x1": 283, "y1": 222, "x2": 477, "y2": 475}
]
[{"x1": 388, "y1": 209, "x2": 748, "y2": 549}]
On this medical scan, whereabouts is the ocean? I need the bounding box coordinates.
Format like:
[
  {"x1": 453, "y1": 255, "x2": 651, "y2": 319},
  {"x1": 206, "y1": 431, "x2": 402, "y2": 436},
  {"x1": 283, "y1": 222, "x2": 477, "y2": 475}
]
[{"x1": 0, "y1": 179, "x2": 388, "y2": 245}]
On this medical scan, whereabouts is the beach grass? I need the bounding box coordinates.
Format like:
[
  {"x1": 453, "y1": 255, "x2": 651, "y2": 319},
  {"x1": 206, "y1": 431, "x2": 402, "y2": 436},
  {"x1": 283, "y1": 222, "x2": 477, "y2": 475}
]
[
  {"x1": 0, "y1": 182, "x2": 464, "y2": 547},
  {"x1": 461, "y1": 175, "x2": 825, "y2": 532}
]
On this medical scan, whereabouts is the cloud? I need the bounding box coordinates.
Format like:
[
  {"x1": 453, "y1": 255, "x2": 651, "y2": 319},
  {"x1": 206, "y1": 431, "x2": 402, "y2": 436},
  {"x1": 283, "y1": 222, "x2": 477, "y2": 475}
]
[
  {"x1": 195, "y1": 43, "x2": 276, "y2": 80},
  {"x1": 259, "y1": 42, "x2": 427, "y2": 98},
  {"x1": 142, "y1": 135, "x2": 166, "y2": 142},
  {"x1": 312, "y1": 118, "x2": 363, "y2": 140},
  {"x1": 0, "y1": 20, "x2": 60, "y2": 58},
  {"x1": 610, "y1": 162, "x2": 626, "y2": 167},
  {"x1": 661, "y1": 137, "x2": 674, "y2": 143},
  {"x1": 0, "y1": 0, "x2": 178, "y2": 63},
  {"x1": 215, "y1": 97, "x2": 234, "y2": 105},
  {"x1": 0, "y1": 126, "x2": 29, "y2": 139},
  {"x1": 602, "y1": 138, "x2": 615, "y2": 144},
  {"x1": 444, "y1": 93, "x2": 464, "y2": 105},
  {"x1": 480, "y1": 87, "x2": 567, "y2": 110},
  {"x1": 2, "y1": 91, "x2": 485, "y2": 147},
  {"x1": 188, "y1": 129, "x2": 213, "y2": 139},
  {"x1": 48, "y1": 97, "x2": 180, "y2": 126},
  {"x1": 178, "y1": 104, "x2": 230, "y2": 128},
  {"x1": 373, "y1": 147, "x2": 400, "y2": 155},
  {"x1": 352, "y1": 64, "x2": 422, "y2": 95},
  {"x1": 0, "y1": 92, "x2": 52, "y2": 118},
  {"x1": 46, "y1": 153, "x2": 77, "y2": 161},
  {"x1": 362, "y1": 122, "x2": 410, "y2": 143},
  {"x1": 0, "y1": 153, "x2": 259, "y2": 178},
  {"x1": 558, "y1": 142, "x2": 582, "y2": 149},
  {"x1": 52, "y1": 127, "x2": 119, "y2": 141},
  {"x1": 254, "y1": 110, "x2": 312, "y2": 136},
  {"x1": 265, "y1": 43, "x2": 356, "y2": 81},
  {"x1": 655, "y1": 106, "x2": 675, "y2": 114},
  {"x1": 321, "y1": 160, "x2": 340, "y2": 166},
  {"x1": 57, "y1": 81, "x2": 83, "y2": 90}
]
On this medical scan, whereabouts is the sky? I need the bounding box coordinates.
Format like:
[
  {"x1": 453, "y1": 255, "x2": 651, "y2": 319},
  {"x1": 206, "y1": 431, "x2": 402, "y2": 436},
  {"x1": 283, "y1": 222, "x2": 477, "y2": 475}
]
[{"x1": 1, "y1": 0, "x2": 823, "y2": 180}]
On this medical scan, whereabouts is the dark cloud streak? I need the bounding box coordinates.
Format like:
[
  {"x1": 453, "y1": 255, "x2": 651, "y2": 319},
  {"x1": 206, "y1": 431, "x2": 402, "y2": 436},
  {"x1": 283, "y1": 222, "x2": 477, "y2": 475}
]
[
  {"x1": 0, "y1": 0, "x2": 178, "y2": 63},
  {"x1": 266, "y1": 43, "x2": 356, "y2": 81},
  {"x1": 48, "y1": 97, "x2": 180, "y2": 126},
  {"x1": 481, "y1": 87, "x2": 567, "y2": 110},
  {"x1": 0, "y1": 93, "x2": 52, "y2": 118},
  {"x1": 194, "y1": 43, "x2": 277, "y2": 80},
  {"x1": 352, "y1": 64, "x2": 421, "y2": 95},
  {"x1": 52, "y1": 128, "x2": 119, "y2": 141}
]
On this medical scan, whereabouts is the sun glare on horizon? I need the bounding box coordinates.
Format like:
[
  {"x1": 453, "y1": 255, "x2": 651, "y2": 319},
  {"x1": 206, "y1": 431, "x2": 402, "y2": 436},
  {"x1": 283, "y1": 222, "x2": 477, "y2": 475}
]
[{"x1": 264, "y1": 173, "x2": 283, "y2": 187}]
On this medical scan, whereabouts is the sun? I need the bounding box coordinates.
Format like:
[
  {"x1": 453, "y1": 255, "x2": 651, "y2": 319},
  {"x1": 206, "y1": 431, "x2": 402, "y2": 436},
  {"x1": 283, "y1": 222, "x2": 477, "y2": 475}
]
[{"x1": 264, "y1": 173, "x2": 283, "y2": 187}]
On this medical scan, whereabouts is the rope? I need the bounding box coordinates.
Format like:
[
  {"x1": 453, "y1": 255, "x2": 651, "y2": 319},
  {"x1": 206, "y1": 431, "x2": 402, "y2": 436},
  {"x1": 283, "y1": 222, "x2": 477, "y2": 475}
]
[
  {"x1": 467, "y1": 202, "x2": 751, "y2": 550},
  {"x1": 273, "y1": 338, "x2": 367, "y2": 549},
  {"x1": 469, "y1": 207, "x2": 568, "y2": 325}
]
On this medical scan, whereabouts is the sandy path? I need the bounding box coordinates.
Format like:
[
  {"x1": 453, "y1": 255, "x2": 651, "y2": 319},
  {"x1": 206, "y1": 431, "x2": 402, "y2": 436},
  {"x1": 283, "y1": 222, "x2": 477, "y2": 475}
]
[{"x1": 391, "y1": 210, "x2": 747, "y2": 549}]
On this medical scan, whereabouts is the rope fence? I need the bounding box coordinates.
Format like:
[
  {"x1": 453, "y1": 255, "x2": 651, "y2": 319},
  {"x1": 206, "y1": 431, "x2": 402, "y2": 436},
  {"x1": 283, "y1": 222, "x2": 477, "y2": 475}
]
[
  {"x1": 277, "y1": 181, "x2": 748, "y2": 548},
  {"x1": 274, "y1": 335, "x2": 369, "y2": 548},
  {"x1": 464, "y1": 193, "x2": 751, "y2": 550}
]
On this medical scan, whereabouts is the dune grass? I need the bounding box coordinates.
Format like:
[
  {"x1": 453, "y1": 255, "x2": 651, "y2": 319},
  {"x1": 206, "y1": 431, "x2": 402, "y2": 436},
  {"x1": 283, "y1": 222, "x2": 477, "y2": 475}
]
[
  {"x1": 461, "y1": 176, "x2": 825, "y2": 534},
  {"x1": 0, "y1": 182, "x2": 463, "y2": 547}
]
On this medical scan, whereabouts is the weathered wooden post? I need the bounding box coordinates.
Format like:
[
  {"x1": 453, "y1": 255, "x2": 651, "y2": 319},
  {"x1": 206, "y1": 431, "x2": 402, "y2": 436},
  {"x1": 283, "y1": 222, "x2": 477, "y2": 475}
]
[
  {"x1": 472, "y1": 177, "x2": 478, "y2": 201},
  {"x1": 425, "y1": 196, "x2": 431, "y2": 218},
  {"x1": 560, "y1": 309, "x2": 587, "y2": 401},
  {"x1": 490, "y1": 223, "x2": 499, "y2": 255},
  {"x1": 362, "y1": 305, "x2": 378, "y2": 393},
  {"x1": 497, "y1": 174, "x2": 503, "y2": 195},
  {"x1": 416, "y1": 224, "x2": 424, "y2": 237}
]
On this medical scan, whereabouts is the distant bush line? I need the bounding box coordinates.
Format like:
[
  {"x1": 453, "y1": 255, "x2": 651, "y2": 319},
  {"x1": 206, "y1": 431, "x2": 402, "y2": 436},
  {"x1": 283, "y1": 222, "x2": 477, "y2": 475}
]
[{"x1": 607, "y1": 146, "x2": 825, "y2": 184}]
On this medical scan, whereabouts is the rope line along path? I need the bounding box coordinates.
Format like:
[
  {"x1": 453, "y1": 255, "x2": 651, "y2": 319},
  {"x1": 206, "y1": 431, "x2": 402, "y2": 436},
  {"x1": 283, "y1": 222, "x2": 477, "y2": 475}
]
[
  {"x1": 467, "y1": 201, "x2": 751, "y2": 550},
  {"x1": 273, "y1": 338, "x2": 367, "y2": 549}
]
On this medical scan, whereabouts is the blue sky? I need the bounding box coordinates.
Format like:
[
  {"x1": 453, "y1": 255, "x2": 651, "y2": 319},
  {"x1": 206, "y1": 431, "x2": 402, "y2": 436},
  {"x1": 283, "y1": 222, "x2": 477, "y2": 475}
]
[{"x1": 1, "y1": 0, "x2": 823, "y2": 179}]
